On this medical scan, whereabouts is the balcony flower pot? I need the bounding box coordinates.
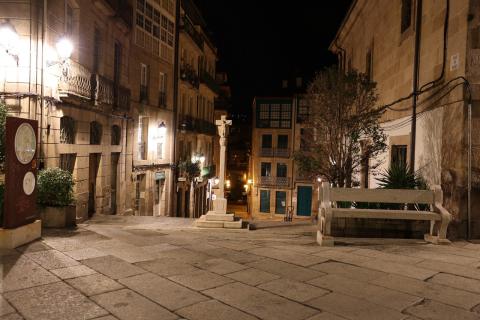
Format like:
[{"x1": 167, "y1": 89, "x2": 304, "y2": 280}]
[{"x1": 37, "y1": 168, "x2": 76, "y2": 228}]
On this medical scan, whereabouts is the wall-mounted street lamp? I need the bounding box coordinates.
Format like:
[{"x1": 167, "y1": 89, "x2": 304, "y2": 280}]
[
  {"x1": 157, "y1": 121, "x2": 167, "y2": 137},
  {"x1": 47, "y1": 36, "x2": 73, "y2": 67},
  {"x1": 192, "y1": 153, "x2": 205, "y2": 163},
  {"x1": 0, "y1": 20, "x2": 19, "y2": 64}
]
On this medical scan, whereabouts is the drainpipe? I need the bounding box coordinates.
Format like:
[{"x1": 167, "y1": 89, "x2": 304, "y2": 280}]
[
  {"x1": 410, "y1": 0, "x2": 422, "y2": 173},
  {"x1": 169, "y1": 0, "x2": 181, "y2": 217},
  {"x1": 468, "y1": 101, "x2": 472, "y2": 239},
  {"x1": 39, "y1": 0, "x2": 47, "y2": 168}
]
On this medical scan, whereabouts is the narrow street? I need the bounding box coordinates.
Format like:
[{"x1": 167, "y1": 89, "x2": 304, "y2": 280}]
[{"x1": 1, "y1": 216, "x2": 480, "y2": 320}]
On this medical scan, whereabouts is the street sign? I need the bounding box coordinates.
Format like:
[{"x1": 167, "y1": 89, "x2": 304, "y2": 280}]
[{"x1": 3, "y1": 117, "x2": 38, "y2": 229}]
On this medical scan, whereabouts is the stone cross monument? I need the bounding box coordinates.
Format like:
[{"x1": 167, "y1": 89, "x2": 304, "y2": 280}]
[{"x1": 195, "y1": 116, "x2": 242, "y2": 229}]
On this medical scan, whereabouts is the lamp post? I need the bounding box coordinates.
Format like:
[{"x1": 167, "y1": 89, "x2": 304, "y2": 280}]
[{"x1": 0, "y1": 20, "x2": 19, "y2": 64}]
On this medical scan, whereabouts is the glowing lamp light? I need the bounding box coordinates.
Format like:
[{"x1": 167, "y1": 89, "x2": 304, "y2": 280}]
[
  {"x1": 158, "y1": 121, "x2": 167, "y2": 136},
  {"x1": 56, "y1": 37, "x2": 73, "y2": 60},
  {"x1": 317, "y1": 177, "x2": 322, "y2": 183},
  {"x1": 247, "y1": 179, "x2": 253, "y2": 184},
  {"x1": 214, "y1": 178, "x2": 220, "y2": 185},
  {"x1": 0, "y1": 21, "x2": 19, "y2": 50}
]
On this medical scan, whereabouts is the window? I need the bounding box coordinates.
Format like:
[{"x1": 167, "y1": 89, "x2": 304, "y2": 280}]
[
  {"x1": 60, "y1": 116, "x2": 75, "y2": 144},
  {"x1": 297, "y1": 99, "x2": 310, "y2": 123},
  {"x1": 277, "y1": 163, "x2": 287, "y2": 178},
  {"x1": 391, "y1": 145, "x2": 408, "y2": 168},
  {"x1": 90, "y1": 122, "x2": 102, "y2": 145},
  {"x1": 260, "y1": 190, "x2": 270, "y2": 213},
  {"x1": 66, "y1": 4, "x2": 74, "y2": 35},
  {"x1": 366, "y1": 47, "x2": 373, "y2": 81},
  {"x1": 140, "y1": 63, "x2": 149, "y2": 103},
  {"x1": 111, "y1": 125, "x2": 121, "y2": 145},
  {"x1": 157, "y1": 142, "x2": 163, "y2": 159},
  {"x1": 261, "y1": 135, "x2": 272, "y2": 149},
  {"x1": 60, "y1": 154, "x2": 76, "y2": 173},
  {"x1": 261, "y1": 162, "x2": 271, "y2": 177},
  {"x1": 277, "y1": 135, "x2": 288, "y2": 149},
  {"x1": 256, "y1": 102, "x2": 292, "y2": 128},
  {"x1": 138, "y1": 117, "x2": 149, "y2": 160},
  {"x1": 401, "y1": 0, "x2": 412, "y2": 34},
  {"x1": 159, "y1": 72, "x2": 167, "y2": 107},
  {"x1": 93, "y1": 28, "x2": 101, "y2": 73}
]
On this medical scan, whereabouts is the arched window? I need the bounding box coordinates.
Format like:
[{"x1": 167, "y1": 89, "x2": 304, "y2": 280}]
[
  {"x1": 111, "y1": 125, "x2": 121, "y2": 145},
  {"x1": 60, "y1": 116, "x2": 75, "y2": 144},
  {"x1": 90, "y1": 121, "x2": 102, "y2": 145}
]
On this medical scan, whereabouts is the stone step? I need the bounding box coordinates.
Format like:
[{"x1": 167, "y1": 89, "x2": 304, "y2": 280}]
[
  {"x1": 205, "y1": 213, "x2": 235, "y2": 222},
  {"x1": 195, "y1": 215, "x2": 243, "y2": 229}
]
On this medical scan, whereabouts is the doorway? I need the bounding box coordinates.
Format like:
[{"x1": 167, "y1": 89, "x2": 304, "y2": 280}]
[
  {"x1": 297, "y1": 186, "x2": 313, "y2": 216},
  {"x1": 88, "y1": 153, "x2": 101, "y2": 217},
  {"x1": 135, "y1": 174, "x2": 146, "y2": 215},
  {"x1": 110, "y1": 153, "x2": 120, "y2": 214}
]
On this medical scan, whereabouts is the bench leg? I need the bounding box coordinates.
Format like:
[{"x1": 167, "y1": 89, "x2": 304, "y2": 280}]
[
  {"x1": 424, "y1": 216, "x2": 451, "y2": 245},
  {"x1": 317, "y1": 207, "x2": 334, "y2": 247}
]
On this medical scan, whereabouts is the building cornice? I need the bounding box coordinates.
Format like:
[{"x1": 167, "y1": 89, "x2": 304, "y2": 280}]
[{"x1": 329, "y1": 0, "x2": 360, "y2": 52}]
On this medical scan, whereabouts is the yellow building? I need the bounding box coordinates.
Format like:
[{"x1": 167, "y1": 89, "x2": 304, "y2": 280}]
[
  {"x1": 175, "y1": 0, "x2": 218, "y2": 218},
  {"x1": 332, "y1": 0, "x2": 480, "y2": 237},
  {"x1": 249, "y1": 97, "x2": 318, "y2": 219}
]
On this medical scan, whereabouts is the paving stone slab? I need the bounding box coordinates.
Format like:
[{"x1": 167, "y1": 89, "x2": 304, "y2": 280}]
[
  {"x1": 4, "y1": 282, "x2": 108, "y2": 320},
  {"x1": 428, "y1": 273, "x2": 480, "y2": 294},
  {"x1": 416, "y1": 260, "x2": 480, "y2": 280},
  {"x1": 201, "y1": 247, "x2": 265, "y2": 264},
  {"x1": 246, "y1": 258, "x2": 326, "y2": 282},
  {"x1": 66, "y1": 274, "x2": 124, "y2": 297},
  {"x1": 352, "y1": 248, "x2": 424, "y2": 264},
  {"x1": 258, "y1": 278, "x2": 329, "y2": 303},
  {"x1": 0, "y1": 256, "x2": 60, "y2": 293},
  {"x1": 388, "y1": 248, "x2": 480, "y2": 266},
  {"x1": 0, "y1": 313, "x2": 23, "y2": 320},
  {"x1": 154, "y1": 248, "x2": 212, "y2": 264},
  {"x1": 0, "y1": 295, "x2": 14, "y2": 316},
  {"x1": 306, "y1": 292, "x2": 406, "y2": 320},
  {"x1": 313, "y1": 250, "x2": 372, "y2": 265},
  {"x1": 248, "y1": 247, "x2": 328, "y2": 267},
  {"x1": 16, "y1": 241, "x2": 52, "y2": 253},
  {"x1": 176, "y1": 300, "x2": 257, "y2": 320},
  {"x1": 25, "y1": 250, "x2": 80, "y2": 270},
  {"x1": 203, "y1": 282, "x2": 318, "y2": 320},
  {"x1": 50, "y1": 265, "x2": 97, "y2": 279},
  {"x1": 64, "y1": 248, "x2": 109, "y2": 261},
  {"x1": 90, "y1": 316, "x2": 118, "y2": 320},
  {"x1": 310, "y1": 261, "x2": 386, "y2": 282},
  {"x1": 306, "y1": 313, "x2": 348, "y2": 320},
  {"x1": 192, "y1": 258, "x2": 248, "y2": 275},
  {"x1": 168, "y1": 270, "x2": 234, "y2": 291},
  {"x1": 135, "y1": 259, "x2": 200, "y2": 277},
  {"x1": 405, "y1": 300, "x2": 480, "y2": 320},
  {"x1": 91, "y1": 289, "x2": 177, "y2": 320},
  {"x1": 359, "y1": 259, "x2": 438, "y2": 280},
  {"x1": 371, "y1": 274, "x2": 480, "y2": 310},
  {"x1": 225, "y1": 268, "x2": 280, "y2": 286},
  {"x1": 119, "y1": 273, "x2": 208, "y2": 310},
  {"x1": 208, "y1": 240, "x2": 260, "y2": 251},
  {"x1": 308, "y1": 274, "x2": 421, "y2": 311},
  {"x1": 82, "y1": 256, "x2": 146, "y2": 280}
]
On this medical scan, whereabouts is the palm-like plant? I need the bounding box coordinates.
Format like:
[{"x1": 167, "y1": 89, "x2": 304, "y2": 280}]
[{"x1": 376, "y1": 164, "x2": 427, "y2": 190}]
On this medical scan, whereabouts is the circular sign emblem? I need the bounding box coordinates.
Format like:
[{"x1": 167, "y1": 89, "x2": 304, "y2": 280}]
[
  {"x1": 23, "y1": 171, "x2": 36, "y2": 195},
  {"x1": 15, "y1": 123, "x2": 37, "y2": 164}
]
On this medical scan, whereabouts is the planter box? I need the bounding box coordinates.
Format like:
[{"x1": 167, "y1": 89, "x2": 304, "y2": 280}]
[
  {"x1": 40, "y1": 206, "x2": 76, "y2": 228},
  {"x1": 0, "y1": 220, "x2": 41, "y2": 249}
]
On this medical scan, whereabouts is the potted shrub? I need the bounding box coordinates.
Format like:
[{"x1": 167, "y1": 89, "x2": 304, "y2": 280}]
[{"x1": 37, "y1": 167, "x2": 76, "y2": 228}]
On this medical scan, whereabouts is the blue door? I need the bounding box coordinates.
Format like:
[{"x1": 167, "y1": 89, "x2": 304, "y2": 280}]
[
  {"x1": 260, "y1": 190, "x2": 270, "y2": 213},
  {"x1": 275, "y1": 191, "x2": 286, "y2": 214},
  {"x1": 297, "y1": 186, "x2": 312, "y2": 216}
]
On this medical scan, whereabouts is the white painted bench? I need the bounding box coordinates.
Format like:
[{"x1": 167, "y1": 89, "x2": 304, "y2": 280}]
[{"x1": 317, "y1": 182, "x2": 452, "y2": 246}]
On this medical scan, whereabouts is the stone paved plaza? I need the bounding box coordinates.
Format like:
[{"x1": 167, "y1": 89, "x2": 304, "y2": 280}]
[{"x1": 1, "y1": 216, "x2": 480, "y2": 320}]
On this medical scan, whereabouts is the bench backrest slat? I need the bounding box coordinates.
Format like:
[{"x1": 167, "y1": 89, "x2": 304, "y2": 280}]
[{"x1": 329, "y1": 188, "x2": 434, "y2": 204}]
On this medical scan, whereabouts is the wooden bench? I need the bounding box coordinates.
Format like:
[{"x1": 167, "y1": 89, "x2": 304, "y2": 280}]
[{"x1": 317, "y1": 182, "x2": 452, "y2": 246}]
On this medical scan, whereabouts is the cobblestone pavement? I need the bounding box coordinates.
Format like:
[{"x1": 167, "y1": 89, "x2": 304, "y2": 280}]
[{"x1": 2, "y1": 215, "x2": 480, "y2": 320}]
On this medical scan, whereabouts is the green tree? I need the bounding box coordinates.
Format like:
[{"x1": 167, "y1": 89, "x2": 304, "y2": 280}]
[{"x1": 294, "y1": 67, "x2": 387, "y2": 187}]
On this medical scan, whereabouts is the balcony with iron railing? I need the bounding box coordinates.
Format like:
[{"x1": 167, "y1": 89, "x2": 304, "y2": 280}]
[
  {"x1": 199, "y1": 70, "x2": 220, "y2": 94},
  {"x1": 259, "y1": 148, "x2": 290, "y2": 158},
  {"x1": 114, "y1": 85, "x2": 131, "y2": 112},
  {"x1": 178, "y1": 115, "x2": 195, "y2": 132},
  {"x1": 258, "y1": 176, "x2": 291, "y2": 188},
  {"x1": 181, "y1": 16, "x2": 204, "y2": 49},
  {"x1": 180, "y1": 64, "x2": 200, "y2": 88},
  {"x1": 58, "y1": 60, "x2": 93, "y2": 102}
]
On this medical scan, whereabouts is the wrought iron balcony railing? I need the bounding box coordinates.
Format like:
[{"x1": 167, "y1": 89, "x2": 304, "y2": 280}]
[
  {"x1": 199, "y1": 70, "x2": 220, "y2": 94},
  {"x1": 258, "y1": 176, "x2": 291, "y2": 188},
  {"x1": 181, "y1": 16, "x2": 204, "y2": 49},
  {"x1": 58, "y1": 60, "x2": 92, "y2": 101},
  {"x1": 180, "y1": 64, "x2": 200, "y2": 88},
  {"x1": 259, "y1": 148, "x2": 290, "y2": 158},
  {"x1": 93, "y1": 74, "x2": 114, "y2": 108},
  {"x1": 114, "y1": 85, "x2": 131, "y2": 111}
]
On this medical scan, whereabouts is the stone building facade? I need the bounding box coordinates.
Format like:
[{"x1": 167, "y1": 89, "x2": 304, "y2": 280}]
[
  {"x1": 332, "y1": 0, "x2": 480, "y2": 238},
  {"x1": 175, "y1": 0, "x2": 218, "y2": 218},
  {"x1": 249, "y1": 97, "x2": 318, "y2": 219}
]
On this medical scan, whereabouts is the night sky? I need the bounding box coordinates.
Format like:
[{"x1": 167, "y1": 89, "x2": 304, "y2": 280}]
[{"x1": 194, "y1": 0, "x2": 353, "y2": 117}]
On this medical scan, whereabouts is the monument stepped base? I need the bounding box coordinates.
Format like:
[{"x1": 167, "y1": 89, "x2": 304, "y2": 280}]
[{"x1": 196, "y1": 213, "x2": 243, "y2": 229}]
